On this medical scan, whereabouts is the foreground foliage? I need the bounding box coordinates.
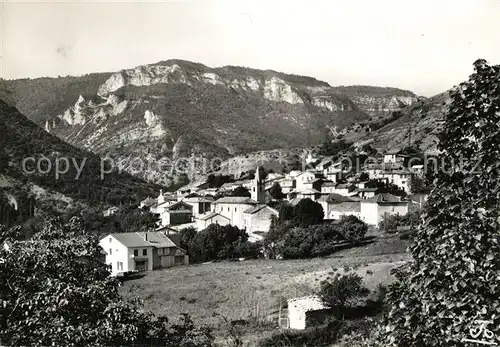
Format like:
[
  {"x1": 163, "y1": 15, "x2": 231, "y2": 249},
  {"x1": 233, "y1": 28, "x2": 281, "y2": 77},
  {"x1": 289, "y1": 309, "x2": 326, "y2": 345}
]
[
  {"x1": 379, "y1": 60, "x2": 500, "y2": 346},
  {"x1": 0, "y1": 218, "x2": 214, "y2": 347}
]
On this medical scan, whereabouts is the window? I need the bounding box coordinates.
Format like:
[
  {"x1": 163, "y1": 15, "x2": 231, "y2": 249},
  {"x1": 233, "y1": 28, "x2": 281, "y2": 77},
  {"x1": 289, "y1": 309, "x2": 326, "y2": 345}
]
[
  {"x1": 109, "y1": 237, "x2": 112, "y2": 243},
  {"x1": 143, "y1": 249, "x2": 147, "y2": 256},
  {"x1": 118, "y1": 262, "x2": 123, "y2": 271},
  {"x1": 109, "y1": 248, "x2": 112, "y2": 255},
  {"x1": 134, "y1": 249, "x2": 138, "y2": 257},
  {"x1": 158, "y1": 248, "x2": 163, "y2": 256},
  {"x1": 234, "y1": 207, "x2": 237, "y2": 212},
  {"x1": 228, "y1": 207, "x2": 230, "y2": 212},
  {"x1": 220, "y1": 207, "x2": 223, "y2": 212},
  {"x1": 253, "y1": 187, "x2": 255, "y2": 192}
]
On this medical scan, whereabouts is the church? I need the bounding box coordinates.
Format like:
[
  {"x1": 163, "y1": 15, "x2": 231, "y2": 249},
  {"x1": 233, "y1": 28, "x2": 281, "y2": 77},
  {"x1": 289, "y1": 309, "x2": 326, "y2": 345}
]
[{"x1": 210, "y1": 167, "x2": 278, "y2": 233}]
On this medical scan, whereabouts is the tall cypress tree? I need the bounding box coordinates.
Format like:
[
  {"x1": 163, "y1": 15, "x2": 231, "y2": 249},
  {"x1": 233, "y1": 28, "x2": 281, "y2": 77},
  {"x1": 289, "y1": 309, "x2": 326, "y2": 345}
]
[{"x1": 380, "y1": 60, "x2": 500, "y2": 346}]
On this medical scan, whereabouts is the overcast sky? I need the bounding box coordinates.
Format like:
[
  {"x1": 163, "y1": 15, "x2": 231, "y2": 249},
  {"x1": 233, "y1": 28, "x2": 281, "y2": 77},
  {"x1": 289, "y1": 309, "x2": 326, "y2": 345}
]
[{"x1": 1, "y1": 0, "x2": 499, "y2": 96}]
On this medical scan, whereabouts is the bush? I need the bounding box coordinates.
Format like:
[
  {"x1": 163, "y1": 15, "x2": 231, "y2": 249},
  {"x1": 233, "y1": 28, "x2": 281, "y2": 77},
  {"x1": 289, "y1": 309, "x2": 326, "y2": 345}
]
[
  {"x1": 186, "y1": 224, "x2": 259, "y2": 263},
  {"x1": 338, "y1": 215, "x2": 367, "y2": 243},
  {"x1": 378, "y1": 209, "x2": 422, "y2": 233},
  {"x1": 320, "y1": 272, "x2": 370, "y2": 317}
]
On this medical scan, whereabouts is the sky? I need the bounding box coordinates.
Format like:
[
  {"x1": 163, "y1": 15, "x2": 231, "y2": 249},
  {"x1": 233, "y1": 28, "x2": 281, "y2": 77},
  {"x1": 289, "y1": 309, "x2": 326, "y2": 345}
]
[{"x1": 1, "y1": 0, "x2": 499, "y2": 96}]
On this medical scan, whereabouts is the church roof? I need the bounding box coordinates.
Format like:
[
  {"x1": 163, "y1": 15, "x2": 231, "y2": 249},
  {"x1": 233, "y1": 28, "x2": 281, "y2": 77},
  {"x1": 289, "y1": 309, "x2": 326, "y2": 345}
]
[
  {"x1": 243, "y1": 204, "x2": 279, "y2": 215},
  {"x1": 215, "y1": 196, "x2": 258, "y2": 204}
]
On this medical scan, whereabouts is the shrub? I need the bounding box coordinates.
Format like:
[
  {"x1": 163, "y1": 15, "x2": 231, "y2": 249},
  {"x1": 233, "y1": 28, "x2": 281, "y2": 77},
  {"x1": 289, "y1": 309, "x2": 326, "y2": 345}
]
[
  {"x1": 338, "y1": 215, "x2": 367, "y2": 243},
  {"x1": 320, "y1": 272, "x2": 370, "y2": 318}
]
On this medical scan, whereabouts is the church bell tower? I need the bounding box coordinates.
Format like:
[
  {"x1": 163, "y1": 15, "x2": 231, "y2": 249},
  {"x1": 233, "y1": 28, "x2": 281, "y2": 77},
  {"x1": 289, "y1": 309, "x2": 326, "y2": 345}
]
[{"x1": 251, "y1": 166, "x2": 266, "y2": 203}]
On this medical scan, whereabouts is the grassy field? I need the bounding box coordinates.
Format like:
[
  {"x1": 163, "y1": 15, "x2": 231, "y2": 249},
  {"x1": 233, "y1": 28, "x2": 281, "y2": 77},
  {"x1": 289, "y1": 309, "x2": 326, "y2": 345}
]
[{"x1": 120, "y1": 235, "x2": 410, "y2": 345}]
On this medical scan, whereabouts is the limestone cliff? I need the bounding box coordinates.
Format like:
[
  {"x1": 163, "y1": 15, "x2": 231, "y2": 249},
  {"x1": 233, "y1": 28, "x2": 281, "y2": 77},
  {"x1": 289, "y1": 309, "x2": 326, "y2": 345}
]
[{"x1": 7, "y1": 59, "x2": 418, "y2": 185}]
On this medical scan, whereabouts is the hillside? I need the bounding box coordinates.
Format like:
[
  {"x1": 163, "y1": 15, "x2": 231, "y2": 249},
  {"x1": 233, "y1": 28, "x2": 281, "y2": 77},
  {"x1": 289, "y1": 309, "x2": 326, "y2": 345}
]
[
  {"x1": 4, "y1": 59, "x2": 418, "y2": 184},
  {"x1": 354, "y1": 91, "x2": 451, "y2": 153},
  {"x1": 0, "y1": 99, "x2": 162, "y2": 218}
]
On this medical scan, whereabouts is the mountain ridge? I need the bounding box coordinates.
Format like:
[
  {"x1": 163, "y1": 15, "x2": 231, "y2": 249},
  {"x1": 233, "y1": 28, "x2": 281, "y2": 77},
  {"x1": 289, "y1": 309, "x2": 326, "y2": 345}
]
[{"x1": 3, "y1": 59, "x2": 420, "y2": 184}]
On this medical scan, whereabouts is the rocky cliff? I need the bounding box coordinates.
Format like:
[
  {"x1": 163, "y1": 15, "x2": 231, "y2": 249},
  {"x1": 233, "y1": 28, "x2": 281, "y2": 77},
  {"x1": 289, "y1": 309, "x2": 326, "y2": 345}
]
[
  {"x1": 357, "y1": 91, "x2": 451, "y2": 153},
  {"x1": 6, "y1": 59, "x2": 418, "y2": 184}
]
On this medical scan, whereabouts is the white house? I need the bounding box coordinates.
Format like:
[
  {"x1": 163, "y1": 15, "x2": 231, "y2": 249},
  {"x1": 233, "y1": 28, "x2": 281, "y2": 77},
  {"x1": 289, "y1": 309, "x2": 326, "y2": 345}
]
[
  {"x1": 286, "y1": 170, "x2": 303, "y2": 180},
  {"x1": 317, "y1": 194, "x2": 361, "y2": 220},
  {"x1": 360, "y1": 193, "x2": 409, "y2": 226},
  {"x1": 100, "y1": 232, "x2": 188, "y2": 275},
  {"x1": 212, "y1": 168, "x2": 278, "y2": 232},
  {"x1": 287, "y1": 295, "x2": 330, "y2": 330},
  {"x1": 294, "y1": 171, "x2": 324, "y2": 192},
  {"x1": 213, "y1": 196, "x2": 258, "y2": 230},
  {"x1": 103, "y1": 206, "x2": 119, "y2": 217},
  {"x1": 195, "y1": 212, "x2": 231, "y2": 230},
  {"x1": 383, "y1": 151, "x2": 407, "y2": 164},
  {"x1": 379, "y1": 170, "x2": 413, "y2": 193},
  {"x1": 243, "y1": 205, "x2": 279, "y2": 233}
]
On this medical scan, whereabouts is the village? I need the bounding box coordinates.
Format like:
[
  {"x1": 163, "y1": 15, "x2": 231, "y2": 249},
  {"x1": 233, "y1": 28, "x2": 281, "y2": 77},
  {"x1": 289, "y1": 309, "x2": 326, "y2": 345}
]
[{"x1": 100, "y1": 149, "x2": 427, "y2": 276}]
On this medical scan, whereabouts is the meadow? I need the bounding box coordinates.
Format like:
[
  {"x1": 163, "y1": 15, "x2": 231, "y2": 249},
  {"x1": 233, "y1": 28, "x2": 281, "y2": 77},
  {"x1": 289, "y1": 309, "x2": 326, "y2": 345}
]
[{"x1": 120, "y1": 235, "x2": 410, "y2": 345}]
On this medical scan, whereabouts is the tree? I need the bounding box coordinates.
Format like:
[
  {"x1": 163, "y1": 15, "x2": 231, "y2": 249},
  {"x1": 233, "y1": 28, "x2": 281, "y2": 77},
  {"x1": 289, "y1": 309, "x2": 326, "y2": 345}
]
[
  {"x1": 186, "y1": 224, "x2": 258, "y2": 262},
  {"x1": 278, "y1": 202, "x2": 294, "y2": 222},
  {"x1": 410, "y1": 176, "x2": 430, "y2": 194},
  {"x1": 337, "y1": 215, "x2": 367, "y2": 243},
  {"x1": 292, "y1": 198, "x2": 324, "y2": 227},
  {"x1": 0, "y1": 217, "x2": 215, "y2": 347},
  {"x1": 359, "y1": 172, "x2": 370, "y2": 182},
  {"x1": 269, "y1": 182, "x2": 285, "y2": 200},
  {"x1": 320, "y1": 272, "x2": 369, "y2": 317},
  {"x1": 231, "y1": 186, "x2": 251, "y2": 197},
  {"x1": 380, "y1": 60, "x2": 500, "y2": 346}
]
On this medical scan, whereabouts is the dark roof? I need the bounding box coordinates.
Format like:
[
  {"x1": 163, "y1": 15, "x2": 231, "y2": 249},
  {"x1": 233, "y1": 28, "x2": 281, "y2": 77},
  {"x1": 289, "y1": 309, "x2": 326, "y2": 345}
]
[
  {"x1": 140, "y1": 196, "x2": 157, "y2": 207},
  {"x1": 318, "y1": 193, "x2": 359, "y2": 203},
  {"x1": 197, "y1": 212, "x2": 230, "y2": 221},
  {"x1": 358, "y1": 187, "x2": 379, "y2": 192},
  {"x1": 164, "y1": 201, "x2": 193, "y2": 211},
  {"x1": 329, "y1": 201, "x2": 361, "y2": 213},
  {"x1": 364, "y1": 193, "x2": 408, "y2": 204},
  {"x1": 183, "y1": 196, "x2": 215, "y2": 203},
  {"x1": 322, "y1": 182, "x2": 336, "y2": 187},
  {"x1": 335, "y1": 183, "x2": 354, "y2": 189}
]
